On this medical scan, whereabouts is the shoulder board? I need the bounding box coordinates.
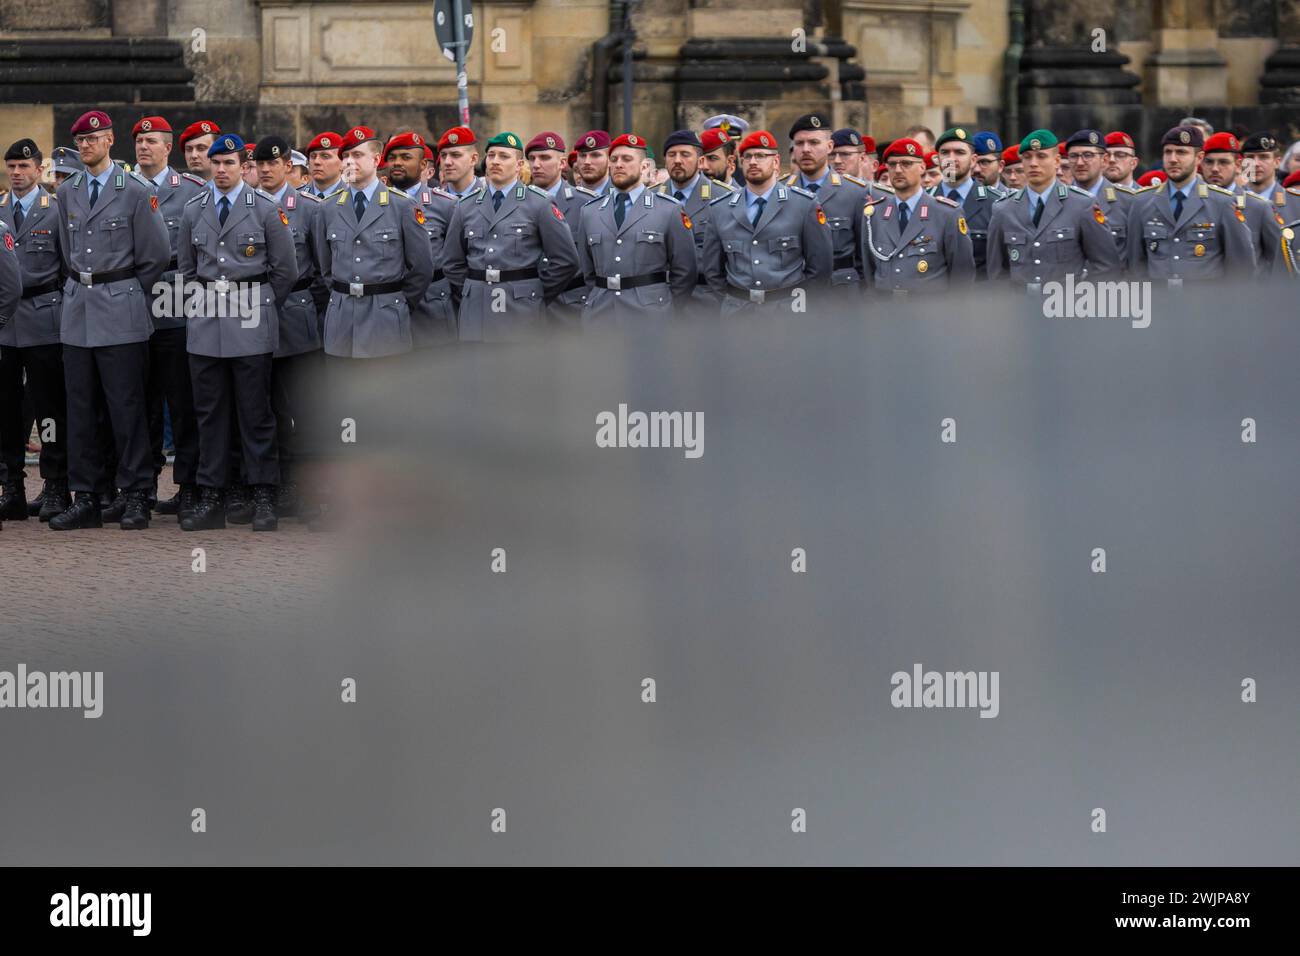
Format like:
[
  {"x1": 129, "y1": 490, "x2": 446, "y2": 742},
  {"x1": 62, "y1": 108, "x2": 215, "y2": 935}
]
[
  {"x1": 181, "y1": 172, "x2": 206, "y2": 187},
  {"x1": 431, "y1": 186, "x2": 456, "y2": 200},
  {"x1": 789, "y1": 185, "x2": 814, "y2": 199},
  {"x1": 1012, "y1": 188, "x2": 1026, "y2": 200},
  {"x1": 574, "y1": 184, "x2": 598, "y2": 197},
  {"x1": 129, "y1": 171, "x2": 151, "y2": 188},
  {"x1": 1113, "y1": 184, "x2": 1136, "y2": 195},
  {"x1": 581, "y1": 194, "x2": 604, "y2": 206},
  {"x1": 843, "y1": 173, "x2": 867, "y2": 187},
  {"x1": 657, "y1": 191, "x2": 681, "y2": 204},
  {"x1": 183, "y1": 193, "x2": 206, "y2": 205},
  {"x1": 254, "y1": 188, "x2": 278, "y2": 202},
  {"x1": 784, "y1": 173, "x2": 798, "y2": 185},
  {"x1": 1068, "y1": 185, "x2": 1092, "y2": 198},
  {"x1": 710, "y1": 191, "x2": 734, "y2": 206},
  {"x1": 712, "y1": 178, "x2": 735, "y2": 192},
  {"x1": 874, "y1": 182, "x2": 895, "y2": 193},
  {"x1": 298, "y1": 191, "x2": 322, "y2": 204},
  {"x1": 458, "y1": 189, "x2": 482, "y2": 202},
  {"x1": 1207, "y1": 183, "x2": 1234, "y2": 197},
  {"x1": 1288, "y1": 188, "x2": 1300, "y2": 198},
  {"x1": 1134, "y1": 183, "x2": 1161, "y2": 193},
  {"x1": 527, "y1": 184, "x2": 549, "y2": 198},
  {"x1": 1243, "y1": 191, "x2": 1269, "y2": 203},
  {"x1": 385, "y1": 188, "x2": 409, "y2": 201},
  {"x1": 934, "y1": 194, "x2": 960, "y2": 207}
]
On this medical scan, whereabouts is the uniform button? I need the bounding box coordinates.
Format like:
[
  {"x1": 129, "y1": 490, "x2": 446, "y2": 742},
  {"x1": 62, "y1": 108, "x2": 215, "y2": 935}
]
[
  {"x1": 86, "y1": 248, "x2": 92, "y2": 253},
  {"x1": 355, "y1": 257, "x2": 361, "y2": 262},
  {"x1": 488, "y1": 247, "x2": 494, "y2": 252},
  {"x1": 355, "y1": 239, "x2": 361, "y2": 244},
  {"x1": 219, "y1": 241, "x2": 224, "y2": 246},
  {"x1": 1034, "y1": 259, "x2": 1040, "y2": 264},
  {"x1": 614, "y1": 256, "x2": 621, "y2": 262},
  {"x1": 753, "y1": 259, "x2": 760, "y2": 264},
  {"x1": 1173, "y1": 238, "x2": 1180, "y2": 243},
  {"x1": 516, "y1": 228, "x2": 522, "y2": 233},
  {"x1": 218, "y1": 257, "x2": 225, "y2": 262},
  {"x1": 752, "y1": 240, "x2": 758, "y2": 245},
  {"x1": 1173, "y1": 255, "x2": 1180, "y2": 260},
  {"x1": 491, "y1": 234, "x2": 497, "y2": 238},
  {"x1": 755, "y1": 280, "x2": 762, "y2": 286},
  {"x1": 616, "y1": 239, "x2": 622, "y2": 244},
  {"x1": 1033, "y1": 241, "x2": 1040, "y2": 247}
]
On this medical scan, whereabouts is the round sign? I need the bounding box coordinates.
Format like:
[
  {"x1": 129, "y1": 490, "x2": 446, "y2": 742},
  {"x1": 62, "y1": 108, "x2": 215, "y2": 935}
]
[{"x1": 434, "y1": 0, "x2": 475, "y2": 64}]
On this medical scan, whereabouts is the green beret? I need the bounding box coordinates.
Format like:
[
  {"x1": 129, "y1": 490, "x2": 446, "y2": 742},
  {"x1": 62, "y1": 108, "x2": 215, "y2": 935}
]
[
  {"x1": 935, "y1": 127, "x2": 973, "y2": 150},
  {"x1": 1019, "y1": 129, "x2": 1059, "y2": 153},
  {"x1": 486, "y1": 131, "x2": 524, "y2": 151}
]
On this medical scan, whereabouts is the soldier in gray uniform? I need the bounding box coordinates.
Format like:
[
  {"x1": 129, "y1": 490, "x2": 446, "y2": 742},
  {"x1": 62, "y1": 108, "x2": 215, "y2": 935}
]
[
  {"x1": 49, "y1": 146, "x2": 83, "y2": 188},
  {"x1": 1201, "y1": 131, "x2": 1285, "y2": 274},
  {"x1": 50, "y1": 110, "x2": 170, "y2": 531},
  {"x1": 785, "y1": 112, "x2": 868, "y2": 293},
  {"x1": 862, "y1": 137, "x2": 975, "y2": 294},
  {"x1": 176, "y1": 133, "x2": 297, "y2": 532},
  {"x1": 383, "y1": 131, "x2": 459, "y2": 348},
  {"x1": 442, "y1": 131, "x2": 580, "y2": 342},
  {"x1": 130, "y1": 114, "x2": 207, "y2": 518},
  {"x1": 1064, "y1": 128, "x2": 1134, "y2": 258},
  {"x1": 1127, "y1": 125, "x2": 1256, "y2": 283},
  {"x1": 1241, "y1": 132, "x2": 1300, "y2": 224},
  {"x1": 253, "y1": 136, "x2": 329, "y2": 519},
  {"x1": 656, "y1": 129, "x2": 735, "y2": 315},
  {"x1": 969, "y1": 132, "x2": 1007, "y2": 197},
  {"x1": 0, "y1": 140, "x2": 68, "y2": 523},
  {"x1": 575, "y1": 132, "x2": 697, "y2": 324},
  {"x1": 526, "y1": 131, "x2": 597, "y2": 323},
  {"x1": 986, "y1": 129, "x2": 1121, "y2": 287},
  {"x1": 930, "y1": 126, "x2": 998, "y2": 276},
  {"x1": 699, "y1": 129, "x2": 834, "y2": 316},
  {"x1": 1275, "y1": 220, "x2": 1300, "y2": 278}
]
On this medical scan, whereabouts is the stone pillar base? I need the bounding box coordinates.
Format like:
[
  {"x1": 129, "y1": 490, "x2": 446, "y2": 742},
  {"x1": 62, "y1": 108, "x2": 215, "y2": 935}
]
[{"x1": 1260, "y1": 46, "x2": 1300, "y2": 105}]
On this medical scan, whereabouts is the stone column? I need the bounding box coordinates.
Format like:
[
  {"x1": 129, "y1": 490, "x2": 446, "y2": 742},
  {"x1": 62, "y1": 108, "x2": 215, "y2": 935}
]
[
  {"x1": 1143, "y1": 0, "x2": 1227, "y2": 107},
  {"x1": 1260, "y1": 0, "x2": 1300, "y2": 104}
]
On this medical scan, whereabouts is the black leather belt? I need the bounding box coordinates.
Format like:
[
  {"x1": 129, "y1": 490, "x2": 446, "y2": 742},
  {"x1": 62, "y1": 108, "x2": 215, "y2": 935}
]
[
  {"x1": 73, "y1": 266, "x2": 137, "y2": 288},
  {"x1": 165, "y1": 255, "x2": 179, "y2": 271},
  {"x1": 593, "y1": 271, "x2": 667, "y2": 290},
  {"x1": 563, "y1": 273, "x2": 587, "y2": 292},
  {"x1": 291, "y1": 275, "x2": 314, "y2": 293},
  {"x1": 198, "y1": 273, "x2": 270, "y2": 290},
  {"x1": 331, "y1": 279, "x2": 404, "y2": 297},
  {"x1": 467, "y1": 266, "x2": 539, "y2": 283},
  {"x1": 21, "y1": 279, "x2": 61, "y2": 299},
  {"x1": 724, "y1": 284, "x2": 796, "y2": 304},
  {"x1": 431, "y1": 269, "x2": 445, "y2": 283},
  {"x1": 833, "y1": 254, "x2": 855, "y2": 270}
]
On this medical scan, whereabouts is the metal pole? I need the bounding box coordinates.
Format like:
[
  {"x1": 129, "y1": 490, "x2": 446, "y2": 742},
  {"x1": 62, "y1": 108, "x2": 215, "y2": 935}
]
[{"x1": 452, "y1": 0, "x2": 471, "y2": 126}]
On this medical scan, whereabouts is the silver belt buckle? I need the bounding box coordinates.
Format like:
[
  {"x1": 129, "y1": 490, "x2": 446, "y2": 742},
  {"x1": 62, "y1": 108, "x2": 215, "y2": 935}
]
[
  {"x1": 749, "y1": 288, "x2": 766, "y2": 304},
  {"x1": 79, "y1": 271, "x2": 93, "y2": 287},
  {"x1": 1026, "y1": 282, "x2": 1042, "y2": 294},
  {"x1": 213, "y1": 278, "x2": 230, "y2": 294},
  {"x1": 606, "y1": 274, "x2": 621, "y2": 291},
  {"x1": 484, "y1": 267, "x2": 500, "y2": 283},
  {"x1": 349, "y1": 281, "x2": 365, "y2": 297},
  {"x1": 1167, "y1": 277, "x2": 1183, "y2": 290}
]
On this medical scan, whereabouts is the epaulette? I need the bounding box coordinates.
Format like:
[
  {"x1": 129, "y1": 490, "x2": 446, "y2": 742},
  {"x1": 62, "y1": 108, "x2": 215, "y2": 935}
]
[
  {"x1": 1206, "y1": 183, "x2": 1235, "y2": 197},
  {"x1": 1243, "y1": 191, "x2": 1269, "y2": 204},
  {"x1": 657, "y1": 191, "x2": 681, "y2": 204},
  {"x1": 1134, "y1": 183, "x2": 1161, "y2": 193},
  {"x1": 873, "y1": 182, "x2": 895, "y2": 193},
  {"x1": 253, "y1": 188, "x2": 279, "y2": 203},
  {"x1": 458, "y1": 188, "x2": 482, "y2": 202},
  {"x1": 1068, "y1": 184, "x2": 1093, "y2": 198},
  {"x1": 709, "y1": 191, "x2": 734, "y2": 206},
  {"x1": 993, "y1": 190, "x2": 1014, "y2": 202},
  {"x1": 384, "y1": 188, "x2": 410, "y2": 201},
  {"x1": 1113, "y1": 184, "x2": 1136, "y2": 195},
  {"x1": 581, "y1": 194, "x2": 604, "y2": 206},
  {"x1": 298, "y1": 191, "x2": 322, "y2": 204},
  {"x1": 934, "y1": 194, "x2": 960, "y2": 207},
  {"x1": 862, "y1": 196, "x2": 886, "y2": 214},
  {"x1": 527, "y1": 184, "x2": 550, "y2": 199},
  {"x1": 711, "y1": 178, "x2": 736, "y2": 192},
  {"x1": 843, "y1": 173, "x2": 868, "y2": 187},
  {"x1": 128, "y1": 170, "x2": 152, "y2": 188},
  {"x1": 784, "y1": 173, "x2": 798, "y2": 186},
  {"x1": 1287, "y1": 187, "x2": 1300, "y2": 198},
  {"x1": 430, "y1": 186, "x2": 456, "y2": 201},
  {"x1": 183, "y1": 192, "x2": 206, "y2": 205},
  {"x1": 574, "y1": 184, "x2": 598, "y2": 198},
  {"x1": 181, "y1": 172, "x2": 206, "y2": 187},
  {"x1": 1011, "y1": 188, "x2": 1026, "y2": 201},
  {"x1": 789, "y1": 185, "x2": 815, "y2": 200}
]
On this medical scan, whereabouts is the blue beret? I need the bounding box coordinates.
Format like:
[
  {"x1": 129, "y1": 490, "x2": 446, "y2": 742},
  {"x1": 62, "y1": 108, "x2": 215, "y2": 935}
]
[
  {"x1": 831, "y1": 128, "x2": 867, "y2": 149},
  {"x1": 208, "y1": 133, "x2": 246, "y2": 158},
  {"x1": 1064, "y1": 129, "x2": 1105, "y2": 150},
  {"x1": 971, "y1": 131, "x2": 1002, "y2": 155},
  {"x1": 662, "y1": 129, "x2": 702, "y2": 153}
]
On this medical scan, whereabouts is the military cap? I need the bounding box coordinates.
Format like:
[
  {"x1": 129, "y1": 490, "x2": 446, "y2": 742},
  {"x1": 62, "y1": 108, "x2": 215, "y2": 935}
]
[
  {"x1": 702, "y1": 114, "x2": 748, "y2": 136},
  {"x1": 50, "y1": 146, "x2": 83, "y2": 174},
  {"x1": 700, "y1": 128, "x2": 731, "y2": 153},
  {"x1": 305, "y1": 131, "x2": 342, "y2": 155},
  {"x1": 1104, "y1": 131, "x2": 1135, "y2": 151},
  {"x1": 971, "y1": 131, "x2": 1002, "y2": 155},
  {"x1": 881, "y1": 138, "x2": 925, "y2": 161},
  {"x1": 290, "y1": 150, "x2": 308, "y2": 169},
  {"x1": 243, "y1": 142, "x2": 257, "y2": 159},
  {"x1": 1136, "y1": 170, "x2": 1167, "y2": 188},
  {"x1": 341, "y1": 126, "x2": 380, "y2": 152},
  {"x1": 4, "y1": 138, "x2": 39, "y2": 162},
  {"x1": 576, "y1": 130, "x2": 612, "y2": 153},
  {"x1": 251, "y1": 136, "x2": 291, "y2": 162},
  {"x1": 438, "y1": 126, "x2": 476, "y2": 149},
  {"x1": 662, "y1": 130, "x2": 702, "y2": 153},
  {"x1": 567, "y1": 149, "x2": 578, "y2": 168},
  {"x1": 178, "y1": 121, "x2": 220, "y2": 149},
  {"x1": 923, "y1": 150, "x2": 939, "y2": 169},
  {"x1": 1161, "y1": 125, "x2": 1205, "y2": 149},
  {"x1": 208, "y1": 133, "x2": 245, "y2": 157},
  {"x1": 382, "y1": 131, "x2": 428, "y2": 162},
  {"x1": 525, "y1": 131, "x2": 566, "y2": 155},
  {"x1": 1001, "y1": 144, "x2": 1021, "y2": 165},
  {"x1": 1240, "y1": 132, "x2": 1280, "y2": 154},
  {"x1": 1064, "y1": 129, "x2": 1105, "y2": 150},
  {"x1": 131, "y1": 116, "x2": 171, "y2": 138},
  {"x1": 934, "y1": 127, "x2": 974, "y2": 150},
  {"x1": 1018, "y1": 129, "x2": 1058, "y2": 153},
  {"x1": 70, "y1": 110, "x2": 112, "y2": 136},
  {"x1": 788, "y1": 113, "x2": 832, "y2": 138},
  {"x1": 1202, "y1": 132, "x2": 1241, "y2": 155},
  {"x1": 485, "y1": 131, "x2": 524, "y2": 152},
  {"x1": 831, "y1": 128, "x2": 869, "y2": 151},
  {"x1": 609, "y1": 133, "x2": 648, "y2": 152},
  {"x1": 1283, "y1": 169, "x2": 1300, "y2": 189},
  {"x1": 1058, "y1": 142, "x2": 1068, "y2": 158},
  {"x1": 736, "y1": 130, "x2": 779, "y2": 154}
]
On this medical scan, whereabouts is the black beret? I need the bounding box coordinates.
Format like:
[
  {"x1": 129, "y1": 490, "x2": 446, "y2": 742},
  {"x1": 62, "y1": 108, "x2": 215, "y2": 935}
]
[
  {"x1": 1240, "y1": 132, "x2": 1280, "y2": 154},
  {"x1": 788, "y1": 113, "x2": 831, "y2": 138},
  {"x1": 661, "y1": 129, "x2": 702, "y2": 154},
  {"x1": 1064, "y1": 129, "x2": 1105, "y2": 150},
  {"x1": 250, "y1": 136, "x2": 292, "y2": 162},
  {"x1": 5, "y1": 138, "x2": 39, "y2": 162},
  {"x1": 1160, "y1": 125, "x2": 1205, "y2": 149}
]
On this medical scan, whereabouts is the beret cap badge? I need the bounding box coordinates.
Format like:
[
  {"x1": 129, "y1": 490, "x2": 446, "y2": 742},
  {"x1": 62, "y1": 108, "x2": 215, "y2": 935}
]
[{"x1": 89, "y1": 116, "x2": 100, "y2": 129}]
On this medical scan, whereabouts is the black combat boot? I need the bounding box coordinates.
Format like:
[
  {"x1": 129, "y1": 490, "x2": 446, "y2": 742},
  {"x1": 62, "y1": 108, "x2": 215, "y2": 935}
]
[
  {"x1": 38, "y1": 479, "x2": 72, "y2": 522},
  {"x1": 177, "y1": 483, "x2": 200, "y2": 523},
  {"x1": 0, "y1": 479, "x2": 28, "y2": 521},
  {"x1": 181, "y1": 487, "x2": 226, "y2": 531},
  {"x1": 156, "y1": 487, "x2": 183, "y2": 515},
  {"x1": 225, "y1": 483, "x2": 253, "y2": 524},
  {"x1": 101, "y1": 490, "x2": 128, "y2": 522},
  {"x1": 49, "y1": 492, "x2": 103, "y2": 530},
  {"x1": 26, "y1": 484, "x2": 44, "y2": 517},
  {"x1": 119, "y1": 489, "x2": 150, "y2": 530},
  {"x1": 275, "y1": 478, "x2": 299, "y2": 518},
  {"x1": 251, "y1": 484, "x2": 278, "y2": 532}
]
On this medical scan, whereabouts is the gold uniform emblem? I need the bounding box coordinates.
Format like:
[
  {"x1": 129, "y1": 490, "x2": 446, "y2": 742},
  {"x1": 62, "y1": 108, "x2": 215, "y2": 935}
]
[
  {"x1": 1193, "y1": 243, "x2": 1205, "y2": 257},
  {"x1": 245, "y1": 245, "x2": 256, "y2": 257},
  {"x1": 916, "y1": 260, "x2": 928, "y2": 273},
  {"x1": 957, "y1": 216, "x2": 967, "y2": 236}
]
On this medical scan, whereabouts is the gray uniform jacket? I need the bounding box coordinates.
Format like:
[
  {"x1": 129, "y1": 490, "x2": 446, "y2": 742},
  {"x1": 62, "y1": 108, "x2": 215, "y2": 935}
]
[
  {"x1": 407, "y1": 185, "x2": 459, "y2": 348},
  {"x1": 1256, "y1": 184, "x2": 1300, "y2": 225},
  {"x1": 0, "y1": 220, "x2": 21, "y2": 330},
  {"x1": 861, "y1": 192, "x2": 975, "y2": 292},
  {"x1": 1275, "y1": 219, "x2": 1300, "y2": 278},
  {"x1": 551, "y1": 181, "x2": 600, "y2": 312},
  {"x1": 442, "y1": 182, "x2": 581, "y2": 342},
  {"x1": 1126, "y1": 179, "x2": 1256, "y2": 281},
  {"x1": 1226, "y1": 185, "x2": 1284, "y2": 273},
  {"x1": 177, "y1": 185, "x2": 297, "y2": 358},
  {"x1": 700, "y1": 183, "x2": 834, "y2": 315},
  {"x1": 312, "y1": 185, "x2": 434, "y2": 358},
  {"x1": 55, "y1": 167, "x2": 170, "y2": 348},
  {"x1": 986, "y1": 183, "x2": 1121, "y2": 284},
  {"x1": 0, "y1": 188, "x2": 63, "y2": 346},
  {"x1": 149, "y1": 167, "x2": 206, "y2": 330},
  {"x1": 274, "y1": 187, "x2": 327, "y2": 357},
  {"x1": 930, "y1": 178, "x2": 999, "y2": 276},
  {"x1": 1084, "y1": 181, "x2": 1135, "y2": 258},
  {"x1": 655, "y1": 174, "x2": 735, "y2": 307},
  {"x1": 575, "y1": 188, "x2": 697, "y2": 322},
  {"x1": 786, "y1": 170, "x2": 866, "y2": 285}
]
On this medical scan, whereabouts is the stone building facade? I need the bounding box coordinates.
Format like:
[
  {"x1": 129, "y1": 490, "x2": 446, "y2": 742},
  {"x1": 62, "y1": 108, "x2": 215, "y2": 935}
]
[{"x1": 0, "y1": 0, "x2": 1297, "y2": 165}]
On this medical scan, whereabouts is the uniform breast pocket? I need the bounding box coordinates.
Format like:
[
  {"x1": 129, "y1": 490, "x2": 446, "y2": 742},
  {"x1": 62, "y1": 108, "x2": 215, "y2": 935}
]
[
  {"x1": 164, "y1": 216, "x2": 180, "y2": 236},
  {"x1": 1002, "y1": 232, "x2": 1027, "y2": 265},
  {"x1": 1142, "y1": 223, "x2": 1169, "y2": 253},
  {"x1": 22, "y1": 236, "x2": 56, "y2": 260},
  {"x1": 237, "y1": 231, "x2": 266, "y2": 262},
  {"x1": 507, "y1": 221, "x2": 536, "y2": 254},
  {"x1": 828, "y1": 216, "x2": 851, "y2": 236},
  {"x1": 101, "y1": 216, "x2": 130, "y2": 250},
  {"x1": 768, "y1": 234, "x2": 801, "y2": 262},
  {"x1": 636, "y1": 229, "x2": 664, "y2": 245},
  {"x1": 1046, "y1": 225, "x2": 1077, "y2": 260},
  {"x1": 1186, "y1": 225, "x2": 1219, "y2": 253},
  {"x1": 722, "y1": 238, "x2": 745, "y2": 264}
]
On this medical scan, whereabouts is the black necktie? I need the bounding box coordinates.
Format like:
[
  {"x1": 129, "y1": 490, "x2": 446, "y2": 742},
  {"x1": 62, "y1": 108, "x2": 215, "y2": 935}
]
[
  {"x1": 750, "y1": 197, "x2": 765, "y2": 227},
  {"x1": 88, "y1": 180, "x2": 100, "y2": 208},
  {"x1": 492, "y1": 190, "x2": 503, "y2": 212},
  {"x1": 674, "y1": 190, "x2": 686, "y2": 202},
  {"x1": 218, "y1": 196, "x2": 230, "y2": 226},
  {"x1": 1172, "y1": 191, "x2": 1184, "y2": 221},
  {"x1": 897, "y1": 201, "x2": 909, "y2": 233},
  {"x1": 1032, "y1": 198, "x2": 1044, "y2": 227},
  {"x1": 948, "y1": 189, "x2": 961, "y2": 202},
  {"x1": 615, "y1": 192, "x2": 629, "y2": 227},
  {"x1": 354, "y1": 191, "x2": 367, "y2": 221},
  {"x1": 806, "y1": 182, "x2": 820, "y2": 193},
  {"x1": 12, "y1": 201, "x2": 23, "y2": 230}
]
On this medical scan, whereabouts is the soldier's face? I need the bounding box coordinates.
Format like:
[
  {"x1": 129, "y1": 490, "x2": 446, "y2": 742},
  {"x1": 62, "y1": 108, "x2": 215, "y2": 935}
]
[
  {"x1": 609, "y1": 146, "x2": 644, "y2": 190},
  {"x1": 885, "y1": 157, "x2": 923, "y2": 193},
  {"x1": 664, "y1": 145, "x2": 700, "y2": 185},
  {"x1": 1242, "y1": 151, "x2": 1278, "y2": 185},
  {"x1": 484, "y1": 146, "x2": 522, "y2": 186},
  {"x1": 134, "y1": 132, "x2": 171, "y2": 172},
  {"x1": 829, "y1": 146, "x2": 862, "y2": 177},
  {"x1": 1200, "y1": 152, "x2": 1239, "y2": 188},
  {"x1": 1162, "y1": 145, "x2": 1201, "y2": 184},
  {"x1": 185, "y1": 135, "x2": 214, "y2": 176},
  {"x1": 921, "y1": 166, "x2": 942, "y2": 189},
  {"x1": 1104, "y1": 148, "x2": 1138, "y2": 183},
  {"x1": 241, "y1": 158, "x2": 259, "y2": 186},
  {"x1": 701, "y1": 148, "x2": 728, "y2": 181},
  {"x1": 740, "y1": 149, "x2": 780, "y2": 187},
  {"x1": 310, "y1": 148, "x2": 342, "y2": 184},
  {"x1": 1021, "y1": 148, "x2": 1058, "y2": 189},
  {"x1": 792, "y1": 131, "x2": 831, "y2": 176},
  {"x1": 528, "y1": 149, "x2": 563, "y2": 189},
  {"x1": 74, "y1": 129, "x2": 112, "y2": 167},
  {"x1": 210, "y1": 153, "x2": 241, "y2": 191},
  {"x1": 341, "y1": 144, "x2": 379, "y2": 185},
  {"x1": 385, "y1": 147, "x2": 423, "y2": 187},
  {"x1": 974, "y1": 154, "x2": 1002, "y2": 185},
  {"x1": 288, "y1": 165, "x2": 308, "y2": 188},
  {"x1": 576, "y1": 149, "x2": 609, "y2": 185},
  {"x1": 1003, "y1": 163, "x2": 1025, "y2": 189},
  {"x1": 256, "y1": 158, "x2": 290, "y2": 192},
  {"x1": 1066, "y1": 145, "x2": 1106, "y2": 187},
  {"x1": 440, "y1": 146, "x2": 476, "y2": 186},
  {"x1": 6, "y1": 158, "x2": 39, "y2": 193},
  {"x1": 937, "y1": 142, "x2": 973, "y2": 183}
]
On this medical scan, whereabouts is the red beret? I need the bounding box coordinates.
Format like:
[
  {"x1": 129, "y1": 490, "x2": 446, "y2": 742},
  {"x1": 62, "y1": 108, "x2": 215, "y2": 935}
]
[
  {"x1": 382, "y1": 131, "x2": 428, "y2": 161},
  {"x1": 700, "y1": 128, "x2": 730, "y2": 153},
  {"x1": 341, "y1": 126, "x2": 379, "y2": 152},
  {"x1": 1104, "y1": 131, "x2": 1135, "y2": 150},
  {"x1": 1002, "y1": 144, "x2": 1021, "y2": 165},
  {"x1": 923, "y1": 150, "x2": 939, "y2": 169},
  {"x1": 882, "y1": 138, "x2": 925, "y2": 161},
  {"x1": 70, "y1": 111, "x2": 111, "y2": 136},
  {"x1": 1203, "y1": 132, "x2": 1241, "y2": 154},
  {"x1": 1058, "y1": 142, "x2": 1068, "y2": 157},
  {"x1": 1136, "y1": 170, "x2": 1167, "y2": 188},
  {"x1": 438, "y1": 126, "x2": 476, "y2": 149},
  {"x1": 424, "y1": 144, "x2": 434, "y2": 160},
  {"x1": 525, "y1": 131, "x2": 566, "y2": 155},
  {"x1": 860, "y1": 135, "x2": 877, "y2": 153},
  {"x1": 737, "y1": 130, "x2": 778, "y2": 154},
  {"x1": 610, "y1": 133, "x2": 648, "y2": 152},
  {"x1": 243, "y1": 142, "x2": 256, "y2": 158},
  {"x1": 567, "y1": 150, "x2": 578, "y2": 167},
  {"x1": 178, "y1": 121, "x2": 220, "y2": 149},
  {"x1": 305, "y1": 131, "x2": 342, "y2": 155},
  {"x1": 132, "y1": 116, "x2": 171, "y2": 137},
  {"x1": 576, "y1": 130, "x2": 612, "y2": 152},
  {"x1": 1284, "y1": 169, "x2": 1300, "y2": 189}
]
